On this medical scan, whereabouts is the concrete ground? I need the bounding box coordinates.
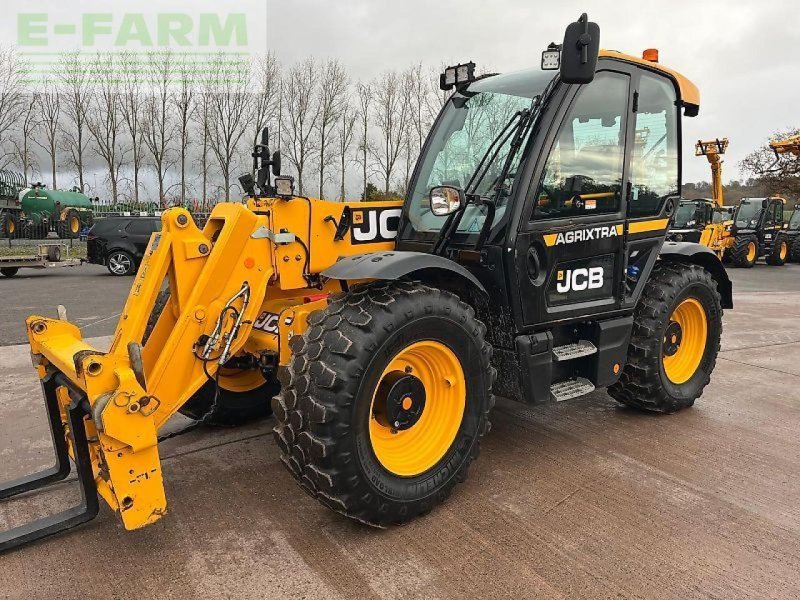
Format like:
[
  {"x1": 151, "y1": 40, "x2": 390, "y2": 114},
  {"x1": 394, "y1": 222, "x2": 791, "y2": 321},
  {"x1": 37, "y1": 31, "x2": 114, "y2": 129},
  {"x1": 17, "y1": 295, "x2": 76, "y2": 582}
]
[{"x1": 0, "y1": 263, "x2": 799, "y2": 599}]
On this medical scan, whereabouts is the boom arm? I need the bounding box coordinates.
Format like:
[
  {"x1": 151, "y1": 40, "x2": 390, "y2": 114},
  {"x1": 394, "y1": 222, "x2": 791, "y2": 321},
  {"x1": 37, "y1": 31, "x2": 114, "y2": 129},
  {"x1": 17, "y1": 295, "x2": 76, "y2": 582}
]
[{"x1": 695, "y1": 138, "x2": 728, "y2": 207}]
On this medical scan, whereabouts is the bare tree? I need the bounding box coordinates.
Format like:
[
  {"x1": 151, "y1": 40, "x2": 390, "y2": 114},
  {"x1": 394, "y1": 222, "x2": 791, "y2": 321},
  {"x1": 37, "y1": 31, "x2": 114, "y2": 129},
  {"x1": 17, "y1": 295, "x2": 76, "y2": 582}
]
[
  {"x1": 59, "y1": 51, "x2": 92, "y2": 192},
  {"x1": 249, "y1": 52, "x2": 280, "y2": 167},
  {"x1": 192, "y1": 87, "x2": 213, "y2": 203},
  {"x1": 0, "y1": 47, "x2": 26, "y2": 169},
  {"x1": 336, "y1": 102, "x2": 357, "y2": 200},
  {"x1": 356, "y1": 82, "x2": 373, "y2": 199},
  {"x1": 32, "y1": 83, "x2": 60, "y2": 189},
  {"x1": 316, "y1": 59, "x2": 348, "y2": 198},
  {"x1": 11, "y1": 93, "x2": 40, "y2": 184},
  {"x1": 207, "y1": 56, "x2": 252, "y2": 201},
  {"x1": 119, "y1": 52, "x2": 145, "y2": 202},
  {"x1": 173, "y1": 58, "x2": 196, "y2": 204},
  {"x1": 370, "y1": 71, "x2": 412, "y2": 194},
  {"x1": 141, "y1": 52, "x2": 175, "y2": 204},
  {"x1": 282, "y1": 58, "x2": 320, "y2": 195},
  {"x1": 84, "y1": 54, "x2": 127, "y2": 202},
  {"x1": 740, "y1": 128, "x2": 800, "y2": 197}
]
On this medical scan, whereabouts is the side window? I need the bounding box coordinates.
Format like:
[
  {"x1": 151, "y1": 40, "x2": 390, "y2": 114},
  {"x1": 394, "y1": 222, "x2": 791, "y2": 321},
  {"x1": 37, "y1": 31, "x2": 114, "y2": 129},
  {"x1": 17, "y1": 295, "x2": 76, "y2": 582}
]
[
  {"x1": 151, "y1": 219, "x2": 163, "y2": 233},
  {"x1": 125, "y1": 219, "x2": 152, "y2": 235},
  {"x1": 533, "y1": 71, "x2": 629, "y2": 220},
  {"x1": 629, "y1": 73, "x2": 679, "y2": 217}
]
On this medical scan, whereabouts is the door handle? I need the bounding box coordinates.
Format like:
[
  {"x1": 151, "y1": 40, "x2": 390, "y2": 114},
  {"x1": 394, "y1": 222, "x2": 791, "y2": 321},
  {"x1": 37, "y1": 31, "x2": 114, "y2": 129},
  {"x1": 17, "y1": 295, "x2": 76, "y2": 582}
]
[{"x1": 527, "y1": 247, "x2": 542, "y2": 284}]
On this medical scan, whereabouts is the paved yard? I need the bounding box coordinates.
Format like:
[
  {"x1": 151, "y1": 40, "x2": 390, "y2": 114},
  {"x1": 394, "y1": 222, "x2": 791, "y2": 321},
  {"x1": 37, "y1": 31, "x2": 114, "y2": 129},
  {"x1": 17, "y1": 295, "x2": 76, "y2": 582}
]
[{"x1": 0, "y1": 264, "x2": 799, "y2": 599}]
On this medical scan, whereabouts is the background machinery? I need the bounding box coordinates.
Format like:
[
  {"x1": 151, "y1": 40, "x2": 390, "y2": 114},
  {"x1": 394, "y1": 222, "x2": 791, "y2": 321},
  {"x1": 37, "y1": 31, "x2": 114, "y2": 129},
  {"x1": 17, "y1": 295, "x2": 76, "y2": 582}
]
[
  {"x1": 767, "y1": 134, "x2": 800, "y2": 262},
  {"x1": 0, "y1": 15, "x2": 731, "y2": 552},
  {"x1": 729, "y1": 197, "x2": 790, "y2": 267},
  {"x1": 0, "y1": 178, "x2": 94, "y2": 240},
  {"x1": 668, "y1": 138, "x2": 733, "y2": 258}
]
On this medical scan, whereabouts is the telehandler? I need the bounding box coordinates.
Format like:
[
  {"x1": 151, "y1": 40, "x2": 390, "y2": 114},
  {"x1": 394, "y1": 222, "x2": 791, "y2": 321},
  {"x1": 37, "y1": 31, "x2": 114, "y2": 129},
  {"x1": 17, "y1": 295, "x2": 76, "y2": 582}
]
[
  {"x1": 0, "y1": 14, "x2": 731, "y2": 552},
  {"x1": 729, "y1": 197, "x2": 790, "y2": 267},
  {"x1": 667, "y1": 138, "x2": 734, "y2": 258},
  {"x1": 766, "y1": 134, "x2": 800, "y2": 262}
]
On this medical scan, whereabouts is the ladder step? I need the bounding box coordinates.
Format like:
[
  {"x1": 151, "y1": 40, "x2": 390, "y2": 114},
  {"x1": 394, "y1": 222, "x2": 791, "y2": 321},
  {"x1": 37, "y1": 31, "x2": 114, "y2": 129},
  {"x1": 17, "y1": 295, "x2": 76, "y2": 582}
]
[
  {"x1": 550, "y1": 377, "x2": 596, "y2": 402},
  {"x1": 552, "y1": 340, "x2": 597, "y2": 361}
]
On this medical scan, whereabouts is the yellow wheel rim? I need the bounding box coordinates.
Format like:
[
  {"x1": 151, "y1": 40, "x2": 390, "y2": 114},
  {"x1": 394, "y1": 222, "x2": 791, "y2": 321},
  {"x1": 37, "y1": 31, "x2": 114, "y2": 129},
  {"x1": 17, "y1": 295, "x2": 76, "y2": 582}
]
[
  {"x1": 662, "y1": 298, "x2": 708, "y2": 385},
  {"x1": 70, "y1": 216, "x2": 80, "y2": 233},
  {"x1": 216, "y1": 366, "x2": 265, "y2": 393},
  {"x1": 746, "y1": 241, "x2": 756, "y2": 262},
  {"x1": 369, "y1": 340, "x2": 466, "y2": 477},
  {"x1": 8, "y1": 221, "x2": 14, "y2": 234},
  {"x1": 780, "y1": 242, "x2": 788, "y2": 260}
]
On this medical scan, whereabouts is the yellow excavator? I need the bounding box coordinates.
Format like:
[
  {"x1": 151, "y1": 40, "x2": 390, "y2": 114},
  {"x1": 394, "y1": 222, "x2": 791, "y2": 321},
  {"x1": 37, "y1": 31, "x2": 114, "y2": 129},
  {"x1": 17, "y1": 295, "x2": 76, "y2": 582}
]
[{"x1": 667, "y1": 138, "x2": 734, "y2": 258}]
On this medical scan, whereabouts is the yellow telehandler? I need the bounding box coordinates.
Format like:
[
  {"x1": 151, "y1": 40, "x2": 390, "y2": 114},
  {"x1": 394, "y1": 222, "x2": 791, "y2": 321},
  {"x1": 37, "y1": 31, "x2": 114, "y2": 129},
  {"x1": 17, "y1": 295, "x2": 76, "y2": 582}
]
[
  {"x1": 0, "y1": 14, "x2": 732, "y2": 552},
  {"x1": 667, "y1": 138, "x2": 734, "y2": 258}
]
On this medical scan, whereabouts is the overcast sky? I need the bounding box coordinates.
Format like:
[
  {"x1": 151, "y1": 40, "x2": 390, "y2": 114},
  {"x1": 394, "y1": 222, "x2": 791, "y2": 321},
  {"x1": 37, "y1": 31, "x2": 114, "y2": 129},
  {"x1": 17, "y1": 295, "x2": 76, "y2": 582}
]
[{"x1": 266, "y1": 0, "x2": 799, "y2": 183}]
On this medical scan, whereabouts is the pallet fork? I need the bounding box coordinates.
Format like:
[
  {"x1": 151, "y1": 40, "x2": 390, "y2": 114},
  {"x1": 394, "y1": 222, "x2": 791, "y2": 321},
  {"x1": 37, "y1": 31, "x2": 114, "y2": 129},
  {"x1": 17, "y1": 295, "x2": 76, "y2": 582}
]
[{"x1": 0, "y1": 371, "x2": 99, "y2": 552}]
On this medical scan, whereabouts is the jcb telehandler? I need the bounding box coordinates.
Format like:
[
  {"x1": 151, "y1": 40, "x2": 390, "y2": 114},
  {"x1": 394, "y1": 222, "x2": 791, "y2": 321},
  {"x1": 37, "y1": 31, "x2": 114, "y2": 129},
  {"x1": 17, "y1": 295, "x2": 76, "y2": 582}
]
[
  {"x1": 729, "y1": 197, "x2": 790, "y2": 267},
  {"x1": 766, "y1": 134, "x2": 800, "y2": 262},
  {"x1": 667, "y1": 139, "x2": 734, "y2": 259},
  {"x1": 0, "y1": 14, "x2": 731, "y2": 552}
]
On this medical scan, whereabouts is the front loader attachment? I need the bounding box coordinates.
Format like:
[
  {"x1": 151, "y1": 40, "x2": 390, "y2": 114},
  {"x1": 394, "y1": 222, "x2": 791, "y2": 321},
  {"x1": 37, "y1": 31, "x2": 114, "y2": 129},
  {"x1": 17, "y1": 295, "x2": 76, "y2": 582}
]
[{"x1": 0, "y1": 203, "x2": 274, "y2": 552}]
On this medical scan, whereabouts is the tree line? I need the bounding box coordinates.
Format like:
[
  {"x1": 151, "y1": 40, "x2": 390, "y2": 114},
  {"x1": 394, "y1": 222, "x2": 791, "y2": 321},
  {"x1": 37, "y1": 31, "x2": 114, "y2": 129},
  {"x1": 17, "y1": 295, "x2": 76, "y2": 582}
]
[{"x1": 0, "y1": 47, "x2": 450, "y2": 206}]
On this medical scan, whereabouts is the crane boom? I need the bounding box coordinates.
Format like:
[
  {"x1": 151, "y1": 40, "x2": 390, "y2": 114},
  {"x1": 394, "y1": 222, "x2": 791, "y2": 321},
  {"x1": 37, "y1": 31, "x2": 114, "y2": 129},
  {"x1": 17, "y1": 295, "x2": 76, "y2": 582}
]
[{"x1": 695, "y1": 138, "x2": 729, "y2": 207}]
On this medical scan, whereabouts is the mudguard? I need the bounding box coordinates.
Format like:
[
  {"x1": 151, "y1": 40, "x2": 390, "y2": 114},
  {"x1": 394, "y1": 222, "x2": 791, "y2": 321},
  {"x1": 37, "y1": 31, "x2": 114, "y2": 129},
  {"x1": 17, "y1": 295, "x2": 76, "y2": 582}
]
[
  {"x1": 659, "y1": 241, "x2": 733, "y2": 309},
  {"x1": 322, "y1": 251, "x2": 487, "y2": 295}
]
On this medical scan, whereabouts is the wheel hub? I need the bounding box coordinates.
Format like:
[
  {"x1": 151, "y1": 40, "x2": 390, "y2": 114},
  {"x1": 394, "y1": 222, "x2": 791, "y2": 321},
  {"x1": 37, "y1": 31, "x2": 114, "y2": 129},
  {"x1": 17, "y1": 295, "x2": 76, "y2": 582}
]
[
  {"x1": 373, "y1": 371, "x2": 426, "y2": 431},
  {"x1": 663, "y1": 321, "x2": 683, "y2": 357}
]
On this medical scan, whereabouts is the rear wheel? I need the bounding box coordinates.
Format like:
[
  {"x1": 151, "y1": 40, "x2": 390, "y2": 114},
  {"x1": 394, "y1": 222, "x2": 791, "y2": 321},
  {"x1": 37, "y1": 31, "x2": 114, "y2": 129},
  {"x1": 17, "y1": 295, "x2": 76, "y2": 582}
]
[
  {"x1": 609, "y1": 262, "x2": 722, "y2": 413},
  {"x1": 766, "y1": 235, "x2": 788, "y2": 266},
  {"x1": 790, "y1": 236, "x2": 800, "y2": 263},
  {"x1": 0, "y1": 267, "x2": 19, "y2": 278},
  {"x1": 731, "y1": 235, "x2": 757, "y2": 268},
  {"x1": 273, "y1": 281, "x2": 494, "y2": 526},
  {"x1": 1, "y1": 212, "x2": 18, "y2": 239},
  {"x1": 106, "y1": 250, "x2": 135, "y2": 276},
  {"x1": 57, "y1": 209, "x2": 81, "y2": 239}
]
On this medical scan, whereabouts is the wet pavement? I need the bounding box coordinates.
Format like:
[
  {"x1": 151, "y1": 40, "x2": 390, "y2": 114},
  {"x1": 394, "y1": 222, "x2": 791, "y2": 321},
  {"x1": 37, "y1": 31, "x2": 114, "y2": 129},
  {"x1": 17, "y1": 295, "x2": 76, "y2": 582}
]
[{"x1": 0, "y1": 264, "x2": 799, "y2": 599}]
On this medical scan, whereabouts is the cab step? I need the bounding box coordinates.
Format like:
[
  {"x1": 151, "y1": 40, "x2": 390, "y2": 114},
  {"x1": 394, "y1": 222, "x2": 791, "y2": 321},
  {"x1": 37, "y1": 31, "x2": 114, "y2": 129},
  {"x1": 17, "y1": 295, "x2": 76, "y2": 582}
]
[
  {"x1": 552, "y1": 340, "x2": 597, "y2": 361},
  {"x1": 550, "y1": 377, "x2": 596, "y2": 402}
]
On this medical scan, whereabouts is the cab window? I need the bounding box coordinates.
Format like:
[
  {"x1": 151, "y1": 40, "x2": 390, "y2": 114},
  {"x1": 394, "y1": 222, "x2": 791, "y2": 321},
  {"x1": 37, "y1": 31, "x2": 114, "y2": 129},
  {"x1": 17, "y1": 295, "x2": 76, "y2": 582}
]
[
  {"x1": 533, "y1": 71, "x2": 629, "y2": 220},
  {"x1": 629, "y1": 73, "x2": 679, "y2": 217}
]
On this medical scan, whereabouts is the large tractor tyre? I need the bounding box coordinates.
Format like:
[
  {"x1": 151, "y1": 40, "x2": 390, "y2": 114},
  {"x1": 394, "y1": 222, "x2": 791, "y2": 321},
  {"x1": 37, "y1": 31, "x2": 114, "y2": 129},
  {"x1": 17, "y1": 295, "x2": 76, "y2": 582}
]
[
  {"x1": 143, "y1": 288, "x2": 275, "y2": 427},
  {"x1": 0, "y1": 267, "x2": 19, "y2": 278},
  {"x1": 57, "y1": 209, "x2": 82, "y2": 239},
  {"x1": 1, "y1": 212, "x2": 18, "y2": 239},
  {"x1": 730, "y1": 235, "x2": 758, "y2": 268},
  {"x1": 790, "y1": 237, "x2": 800, "y2": 263},
  {"x1": 273, "y1": 281, "x2": 495, "y2": 527},
  {"x1": 106, "y1": 250, "x2": 136, "y2": 276},
  {"x1": 180, "y1": 377, "x2": 278, "y2": 427},
  {"x1": 765, "y1": 235, "x2": 789, "y2": 266},
  {"x1": 609, "y1": 262, "x2": 722, "y2": 414}
]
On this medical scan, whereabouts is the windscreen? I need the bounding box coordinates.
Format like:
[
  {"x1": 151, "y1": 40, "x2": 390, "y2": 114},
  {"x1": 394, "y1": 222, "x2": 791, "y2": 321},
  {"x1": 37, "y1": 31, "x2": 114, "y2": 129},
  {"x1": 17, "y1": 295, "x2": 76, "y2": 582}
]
[{"x1": 735, "y1": 200, "x2": 763, "y2": 228}]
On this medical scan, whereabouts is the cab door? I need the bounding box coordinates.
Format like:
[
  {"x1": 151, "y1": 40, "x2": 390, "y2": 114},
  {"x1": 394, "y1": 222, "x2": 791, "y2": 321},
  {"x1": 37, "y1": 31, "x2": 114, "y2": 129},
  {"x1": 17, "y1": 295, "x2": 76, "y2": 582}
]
[
  {"x1": 514, "y1": 66, "x2": 681, "y2": 327},
  {"x1": 514, "y1": 69, "x2": 633, "y2": 327}
]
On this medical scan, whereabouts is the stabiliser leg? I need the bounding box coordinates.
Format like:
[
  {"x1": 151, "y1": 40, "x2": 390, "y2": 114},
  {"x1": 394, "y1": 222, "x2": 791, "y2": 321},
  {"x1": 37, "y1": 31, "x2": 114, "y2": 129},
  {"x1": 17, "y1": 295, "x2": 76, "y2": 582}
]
[{"x1": 0, "y1": 373, "x2": 99, "y2": 553}]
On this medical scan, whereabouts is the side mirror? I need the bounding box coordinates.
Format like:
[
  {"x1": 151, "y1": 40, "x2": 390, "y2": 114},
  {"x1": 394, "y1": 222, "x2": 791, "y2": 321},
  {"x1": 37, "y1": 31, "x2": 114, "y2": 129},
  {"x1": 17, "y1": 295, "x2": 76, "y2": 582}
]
[
  {"x1": 762, "y1": 199, "x2": 769, "y2": 208},
  {"x1": 560, "y1": 13, "x2": 600, "y2": 84},
  {"x1": 429, "y1": 186, "x2": 465, "y2": 217}
]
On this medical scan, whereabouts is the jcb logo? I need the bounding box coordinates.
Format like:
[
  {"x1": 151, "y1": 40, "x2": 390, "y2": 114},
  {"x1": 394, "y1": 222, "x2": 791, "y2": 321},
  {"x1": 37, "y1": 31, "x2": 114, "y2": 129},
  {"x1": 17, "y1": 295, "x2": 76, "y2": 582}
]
[
  {"x1": 556, "y1": 267, "x2": 604, "y2": 293},
  {"x1": 253, "y1": 311, "x2": 280, "y2": 334},
  {"x1": 351, "y1": 208, "x2": 401, "y2": 244}
]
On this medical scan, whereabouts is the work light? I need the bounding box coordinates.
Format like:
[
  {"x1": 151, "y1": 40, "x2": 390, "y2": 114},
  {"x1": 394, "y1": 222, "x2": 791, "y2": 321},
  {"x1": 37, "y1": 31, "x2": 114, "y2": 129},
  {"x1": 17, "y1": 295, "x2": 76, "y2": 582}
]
[
  {"x1": 439, "y1": 62, "x2": 476, "y2": 91},
  {"x1": 541, "y1": 43, "x2": 561, "y2": 70},
  {"x1": 274, "y1": 176, "x2": 295, "y2": 198}
]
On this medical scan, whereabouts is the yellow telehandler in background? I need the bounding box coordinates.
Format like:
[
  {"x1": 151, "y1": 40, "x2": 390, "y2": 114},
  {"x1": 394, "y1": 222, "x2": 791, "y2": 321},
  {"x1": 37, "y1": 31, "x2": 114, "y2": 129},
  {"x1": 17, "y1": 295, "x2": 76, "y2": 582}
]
[
  {"x1": 0, "y1": 14, "x2": 732, "y2": 552},
  {"x1": 667, "y1": 138, "x2": 734, "y2": 259}
]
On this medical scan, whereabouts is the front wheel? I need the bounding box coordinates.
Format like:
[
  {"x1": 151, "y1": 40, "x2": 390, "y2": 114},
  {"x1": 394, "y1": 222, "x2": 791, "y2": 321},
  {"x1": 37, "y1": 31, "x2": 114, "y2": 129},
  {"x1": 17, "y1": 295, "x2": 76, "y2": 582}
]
[
  {"x1": 609, "y1": 262, "x2": 722, "y2": 413},
  {"x1": 106, "y1": 250, "x2": 135, "y2": 276},
  {"x1": 180, "y1": 371, "x2": 277, "y2": 426},
  {"x1": 731, "y1": 235, "x2": 758, "y2": 268},
  {"x1": 0, "y1": 267, "x2": 19, "y2": 277},
  {"x1": 57, "y1": 209, "x2": 82, "y2": 239},
  {"x1": 273, "y1": 281, "x2": 495, "y2": 526}
]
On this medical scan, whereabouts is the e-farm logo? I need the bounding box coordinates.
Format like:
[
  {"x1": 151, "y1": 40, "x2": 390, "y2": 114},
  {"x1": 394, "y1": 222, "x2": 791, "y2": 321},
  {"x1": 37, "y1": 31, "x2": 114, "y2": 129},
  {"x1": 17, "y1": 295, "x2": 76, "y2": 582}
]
[
  {"x1": 13, "y1": 2, "x2": 267, "y2": 85},
  {"x1": 18, "y1": 13, "x2": 248, "y2": 49}
]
